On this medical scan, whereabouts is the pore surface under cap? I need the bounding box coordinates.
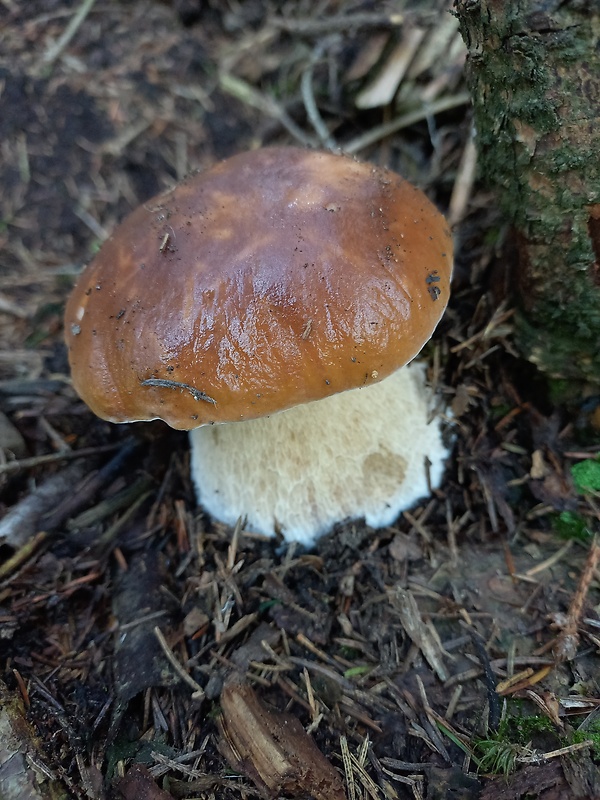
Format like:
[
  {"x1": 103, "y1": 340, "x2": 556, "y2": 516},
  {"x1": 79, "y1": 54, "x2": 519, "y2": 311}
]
[
  {"x1": 65, "y1": 147, "x2": 452, "y2": 429},
  {"x1": 189, "y1": 363, "x2": 449, "y2": 546}
]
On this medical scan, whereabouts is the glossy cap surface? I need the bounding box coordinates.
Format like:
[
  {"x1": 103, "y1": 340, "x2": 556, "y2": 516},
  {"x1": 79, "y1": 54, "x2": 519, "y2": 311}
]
[{"x1": 65, "y1": 147, "x2": 453, "y2": 429}]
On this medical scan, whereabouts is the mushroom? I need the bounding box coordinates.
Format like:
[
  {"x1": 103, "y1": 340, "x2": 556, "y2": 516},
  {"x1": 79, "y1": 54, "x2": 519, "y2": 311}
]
[{"x1": 65, "y1": 147, "x2": 453, "y2": 546}]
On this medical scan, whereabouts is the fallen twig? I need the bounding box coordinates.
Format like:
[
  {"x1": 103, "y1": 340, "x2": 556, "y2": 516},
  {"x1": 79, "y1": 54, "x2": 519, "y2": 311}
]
[
  {"x1": 301, "y1": 38, "x2": 340, "y2": 151},
  {"x1": 154, "y1": 626, "x2": 205, "y2": 701},
  {"x1": 0, "y1": 442, "x2": 122, "y2": 475},
  {"x1": 344, "y1": 92, "x2": 471, "y2": 154},
  {"x1": 38, "y1": 0, "x2": 98, "y2": 70},
  {"x1": 553, "y1": 534, "x2": 600, "y2": 662}
]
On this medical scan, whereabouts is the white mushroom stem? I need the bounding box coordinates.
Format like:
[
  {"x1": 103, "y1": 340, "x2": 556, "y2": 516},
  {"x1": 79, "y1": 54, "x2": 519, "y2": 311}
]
[{"x1": 189, "y1": 362, "x2": 450, "y2": 547}]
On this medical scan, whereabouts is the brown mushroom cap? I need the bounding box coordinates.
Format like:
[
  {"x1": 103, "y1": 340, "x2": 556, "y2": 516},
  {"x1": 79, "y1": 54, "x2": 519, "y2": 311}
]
[{"x1": 65, "y1": 147, "x2": 452, "y2": 430}]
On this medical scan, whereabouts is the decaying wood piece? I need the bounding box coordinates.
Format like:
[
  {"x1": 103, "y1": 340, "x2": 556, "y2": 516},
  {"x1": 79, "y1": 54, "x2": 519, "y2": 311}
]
[
  {"x1": 0, "y1": 680, "x2": 69, "y2": 800},
  {"x1": 111, "y1": 550, "x2": 179, "y2": 706},
  {"x1": 0, "y1": 439, "x2": 138, "y2": 549},
  {"x1": 218, "y1": 678, "x2": 346, "y2": 800},
  {"x1": 0, "y1": 460, "x2": 88, "y2": 549}
]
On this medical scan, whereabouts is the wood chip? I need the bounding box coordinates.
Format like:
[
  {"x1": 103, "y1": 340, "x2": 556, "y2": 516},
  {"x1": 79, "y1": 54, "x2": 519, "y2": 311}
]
[{"x1": 218, "y1": 678, "x2": 345, "y2": 800}]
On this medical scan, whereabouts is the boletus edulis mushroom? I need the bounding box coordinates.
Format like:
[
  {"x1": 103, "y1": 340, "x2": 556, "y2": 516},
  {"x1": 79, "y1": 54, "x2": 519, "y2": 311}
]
[{"x1": 65, "y1": 147, "x2": 453, "y2": 546}]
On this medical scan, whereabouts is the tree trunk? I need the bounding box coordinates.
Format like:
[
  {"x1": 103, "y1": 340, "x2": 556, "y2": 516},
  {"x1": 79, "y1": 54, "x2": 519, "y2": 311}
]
[{"x1": 455, "y1": 0, "x2": 600, "y2": 384}]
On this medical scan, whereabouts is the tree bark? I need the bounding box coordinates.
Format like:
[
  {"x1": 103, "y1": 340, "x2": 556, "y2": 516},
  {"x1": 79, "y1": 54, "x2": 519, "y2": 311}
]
[{"x1": 455, "y1": 0, "x2": 600, "y2": 383}]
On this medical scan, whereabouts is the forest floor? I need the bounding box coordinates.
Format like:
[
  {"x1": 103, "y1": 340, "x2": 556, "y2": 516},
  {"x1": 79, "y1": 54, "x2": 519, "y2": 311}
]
[{"x1": 1, "y1": 2, "x2": 600, "y2": 799}]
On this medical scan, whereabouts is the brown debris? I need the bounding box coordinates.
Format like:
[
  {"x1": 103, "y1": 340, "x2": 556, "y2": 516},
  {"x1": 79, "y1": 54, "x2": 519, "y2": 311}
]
[
  {"x1": 480, "y1": 760, "x2": 566, "y2": 800},
  {"x1": 391, "y1": 588, "x2": 449, "y2": 681},
  {"x1": 117, "y1": 763, "x2": 174, "y2": 800},
  {"x1": 561, "y1": 749, "x2": 600, "y2": 799},
  {"x1": 218, "y1": 678, "x2": 346, "y2": 800},
  {"x1": 0, "y1": 679, "x2": 70, "y2": 800}
]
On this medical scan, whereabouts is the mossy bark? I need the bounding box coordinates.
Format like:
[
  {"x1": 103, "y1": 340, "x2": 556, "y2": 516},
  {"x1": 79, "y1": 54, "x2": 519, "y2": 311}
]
[{"x1": 455, "y1": 0, "x2": 600, "y2": 383}]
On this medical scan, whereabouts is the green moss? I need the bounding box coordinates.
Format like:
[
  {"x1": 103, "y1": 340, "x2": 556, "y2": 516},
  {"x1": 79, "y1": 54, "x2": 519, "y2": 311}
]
[
  {"x1": 474, "y1": 714, "x2": 555, "y2": 777},
  {"x1": 516, "y1": 313, "x2": 600, "y2": 383},
  {"x1": 343, "y1": 665, "x2": 372, "y2": 678},
  {"x1": 474, "y1": 705, "x2": 560, "y2": 776},
  {"x1": 473, "y1": 697, "x2": 600, "y2": 777},
  {"x1": 501, "y1": 711, "x2": 556, "y2": 743},
  {"x1": 553, "y1": 511, "x2": 593, "y2": 542},
  {"x1": 571, "y1": 720, "x2": 600, "y2": 759},
  {"x1": 571, "y1": 459, "x2": 600, "y2": 493},
  {"x1": 474, "y1": 738, "x2": 522, "y2": 778}
]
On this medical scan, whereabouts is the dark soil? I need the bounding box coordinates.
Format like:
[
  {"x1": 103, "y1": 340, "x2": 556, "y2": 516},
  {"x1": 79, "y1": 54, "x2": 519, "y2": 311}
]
[{"x1": 1, "y1": 2, "x2": 600, "y2": 800}]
